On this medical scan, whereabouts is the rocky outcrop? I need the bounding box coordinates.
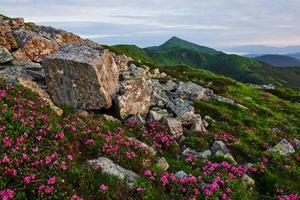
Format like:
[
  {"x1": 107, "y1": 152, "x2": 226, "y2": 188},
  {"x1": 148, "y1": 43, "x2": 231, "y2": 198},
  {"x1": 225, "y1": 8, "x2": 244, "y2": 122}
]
[
  {"x1": 13, "y1": 29, "x2": 59, "y2": 62},
  {"x1": 161, "y1": 117, "x2": 183, "y2": 137},
  {"x1": 175, "y1": 81, "x2": 207, "y2": 102},
  {"x1": 267, "y1": 139, "x2": 295, "y2": 155},
  {"x1": 86, "y1": 157, "x2": 139, "y2": 187},
  {"x1": 34, "y1": 26, "x2": 84, "y2": 46},
  {"x1": 42, "y1": 43, "x2": 119, "y2": 110},
  {"x1": 116, "y1": 64, "x2": 152, "y2": 119}
]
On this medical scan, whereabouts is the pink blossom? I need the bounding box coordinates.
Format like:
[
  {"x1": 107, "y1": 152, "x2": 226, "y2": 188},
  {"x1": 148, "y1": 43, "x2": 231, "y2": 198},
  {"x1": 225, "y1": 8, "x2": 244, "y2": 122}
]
[
  {"x1": 44, "y1": 186, "x2": 54, "y2": 193},
  {"x1": 99, "y1": 184, "x2": 108, "y2": 191},
  {"x1": 67, "y1": 155, "x2": 73, "y2": 161},
  {"x1": 71, "y1": 195, "x2": 84, "y2": 200},
  {"x1": 1, "y1": 156, "x2": 10, "y2": 164},
  {"x1": 0, "y1": 189, "x2": 14, "y2": 200},
  {"x1": 47, "y1": 176, "x2": 56, "y2": 185}
]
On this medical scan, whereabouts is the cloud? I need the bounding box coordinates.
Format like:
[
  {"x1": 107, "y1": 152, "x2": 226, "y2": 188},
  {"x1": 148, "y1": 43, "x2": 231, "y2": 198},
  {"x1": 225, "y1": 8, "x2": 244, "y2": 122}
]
[{"x1": 1, "y1": 0, "x2": 300, "y2": 47}]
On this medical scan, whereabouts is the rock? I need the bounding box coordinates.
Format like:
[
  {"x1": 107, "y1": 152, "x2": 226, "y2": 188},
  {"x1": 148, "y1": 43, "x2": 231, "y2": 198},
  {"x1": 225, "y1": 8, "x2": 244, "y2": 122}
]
[
  {"x1": 13, "y1": 29, "x2": 59, "y2": 62},
  {"x1": 151, "y1": 91, "x2": 169, "y2": 108},
  {"x1": 182, "y1": 148, "x2": 211, "y2": 159},
  {"x1": 211, "y1": 141, "x2": 230, "y2": 154},
  {"x1": 189, "y1": 116, "x2": 207, "y2": 133},
  {"x1": 12, "y1": 49, "x2": 31, "y2": 63},
  {"x1": 8, "y1": 18, "x2": 25, "y2": 29},
  {"x1": 114, "y1": 54, "x2": 132, "y2": 71},
  {"x1": 271, "y1": 127, "x2": 281, "y2": 134},
  {"x1": 156, "y1": 157, "x2": 169, "y2": 171},
  {"x1": 101, "y1": 114, "x2": 121, "y2": 123},
  {"x1": 294, "y1": 139, "x2": 300, "y2": 149},
  {"x1": 175, "y1": 170, "x2": 188, "y2": 179},
  {"x1": 175, "y1": 81, "x2": 207, "y2": 101},
  {"x1": 0, "y1": 47, "x2": 13, "y2": 63},
  {"x1": 212, "y1": 95, "x2": 248, "y2": 110},
  {"x1": 42, "y1": 43, "x2": 119, "y2": 110},
  {"x1": 126, "y1": 114, "x2": 146, "y2": 125},
  {"x1": 224, "y1": 153, "x2": 238, "y2": 165},
  {"x1": 163, "y1": 80, "x2": 177, "y2": 91},
  {"x1": 127, "y1": 64, "x2": 149, "y2": 78},
  {"x1": 86, "y1": 157, "x2": 139, "y2": 187},
  {"x1": 148, "y1": 108, "x2": 171, "y2": 122},
  {"x1": 267, "y1": 139, "x2": 295, "y2": 155},
  {"x1": 162, "y1": 117, "x2": 183, "y2": 137},
  {"x1": 242, "y1": 174, "x2": 255, "y2": 189},
  {"x1": 167, "y1": 99, "x2": 194, "y2": 117},
  {"x1": 76, "y1": 109, "x2": 89, "y2": 117},
  {"x1": 127, "y1": 137, "x2": 157, "y2": 157},
  {"x1": 116, "y1": 78, "x2": 152, "y2": 119},
  {"x1": 15, "y1": 77, "x2": 63, "y2": 116},
  {"x1": 34, "y1": 26, "x2": 84, "y2": 45},
  {"x1": 25, "y1": 70, "x2": 45, "y2": 82}
]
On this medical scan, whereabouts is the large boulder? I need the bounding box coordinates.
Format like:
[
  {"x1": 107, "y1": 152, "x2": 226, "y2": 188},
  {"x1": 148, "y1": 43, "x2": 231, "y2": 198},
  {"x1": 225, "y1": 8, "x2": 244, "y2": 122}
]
[
  {"x1": 87, "y1": 157, "x2": 139, "y2": 187},
  {"x1": 267, "y1": 139, "x2": 295, "y2": 155},
  {"x1": 13, "y1": 29, "x2": 59, "y2": 62},
  {"x1": 42, "y1": 43, "x2": 119, "y2": 110},
  {"x1": 116, "y1": 78, "x2": 152, "y2": 119},
  {"x1": 166, "y1": 99, "x2": 195, "y2": 117}
]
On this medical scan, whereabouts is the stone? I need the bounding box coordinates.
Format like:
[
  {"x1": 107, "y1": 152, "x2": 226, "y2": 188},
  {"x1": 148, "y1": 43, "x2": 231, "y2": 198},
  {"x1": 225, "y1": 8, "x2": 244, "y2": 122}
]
[
  {"x1": 267, "y1": 139, "x2": 295, "y2": 155},
  {"x1": 189, "y1": 116, "x2": 207, "y2": 133},
  {"x1": 156, "y1": 157, "x2": 169, "y2": 171},
  {"x1": 167, "y1": 99, "x2": 195, "y2": 117},
  {"x1": 163, "y1": 80, "x2": 177, "y2": 91},
  {"x1": 25, "y1": 70, "x2": 45, "y2": 82},
  {"x1": 162, "y1": 117, "x2": 183, "y2": 137},
  {"x1": 42, "y1": 43, "x2": 119, "y2": 110},
  {"x1": 211, "y1": 141, "x2": 230, "y2": 154},
  {"x1": 0, "y1": 47, "x2": 13, "y2": 64},
  {"x1": 16, "y1": 77, "x2": 63, "y2": 116},
  {"x1": 175, "y1": 81, "x2": 207, "y2": 101},
  {"x1": 175, "y1": 170, "x2": 188, "y2": 179},
  {"x1": 212, "y1": 95, "x2": 248, "y2": 110},
  {"x1": 126, "y1": 114, "x2": 146, "y2": 125},
  {"x1": 151, "y1": 91, "x2": 169, "y2": 108},
  {"x1": 34, "y1": 26, "x2": 84, "y2": 45},
  {"x1": 294, "y1": 139, "x2": 300, "y2": 149},
  {"x1": 114, "y1": 54, "x2": 132, "y2": 71},
  {"x1": 224, "y1": 153, "x2": 238, "y2": 165},
  {"x1": 8, "y1": 18, "x2": 25, "y2": 29},
  {"x1": 101, "y1": 114, "x2": 121, "y2": 123},
  {"x1": 182, "y1": 148, "x2": 211, "y2": 159},
  {"x1": 148, "y1": 108, "x2": 171, "y2": 122},
  {"x1": 86, "y1": 157, "x2": 139, "y2": 187},
  {"x1": 127, "y1": 137, "x2": 157, "y2": 157},
  {"x1": 12, "y1": 49, "x2": 31, "y2": 63},
  {"x1": 116, "y1": 78, "x2": 152, "y2": 119},
  {"x1": 242, "y1": 174, "x2": 255, "y2": 189},
  {"x1": 13, "y1": 29, "x2": 59, "y2": 62}
]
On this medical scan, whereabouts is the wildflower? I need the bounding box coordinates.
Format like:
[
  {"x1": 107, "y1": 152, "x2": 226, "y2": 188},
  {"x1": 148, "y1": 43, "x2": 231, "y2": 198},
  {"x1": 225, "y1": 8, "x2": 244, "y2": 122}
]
[
  {"x1": 0, "y1": 189, "x2": 14, "y2": 200},
  {"x1": 1, "y1": 156, "x2": 10, "y2": 164},
  {"x1": 136, "y1": 187, "x2": 144, "y2": 193},
  {"x1": 99, "y1": 184, "x2": 108, "y2": 191},
  {"x1": 44, "y1": 186, "x2": 54, "y2": 194},
  {"x1": 47, "y1": 176, "x2": 56, "y2": 185},
  {"x1": 144, "y1": 169, "x2": 152, "y2": 177},
  {"x1": 71, "y1": 195, "x2": 84, "y2": 200},
  {"x1": 160, "y1": 175, "x2": 169, "y2": 186},
  {"x1": 67, "y1": 155, "x2": 73, "y2": 161},
  {"x1": 85, "y1": 139, "x2": 94, "y2": 145}
]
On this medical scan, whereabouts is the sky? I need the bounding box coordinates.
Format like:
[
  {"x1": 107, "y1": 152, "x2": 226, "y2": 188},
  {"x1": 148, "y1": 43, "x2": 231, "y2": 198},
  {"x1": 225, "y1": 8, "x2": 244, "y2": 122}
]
[{"x1": 1, "y1": 0, "x2": 300, "y2": 48}]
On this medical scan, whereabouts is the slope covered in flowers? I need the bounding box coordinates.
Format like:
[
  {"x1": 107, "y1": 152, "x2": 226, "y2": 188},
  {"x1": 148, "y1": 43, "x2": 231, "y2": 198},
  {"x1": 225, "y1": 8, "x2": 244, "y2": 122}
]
[{"x1": 0, "y1": 72, "x2": 300, "y2": 200}]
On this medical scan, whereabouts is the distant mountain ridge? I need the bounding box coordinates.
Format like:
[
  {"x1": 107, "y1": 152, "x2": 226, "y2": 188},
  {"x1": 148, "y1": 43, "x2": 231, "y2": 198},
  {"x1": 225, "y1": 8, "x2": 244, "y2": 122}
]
[
  {"x1": 254, "y1": 54, "x2": 300, "y2": 67},
  {"x1": 110, "y1": 37, "x2": 300, "y2": 88},
  {"x1": 222, "y1": 45, "x2": 300, "y2": 55}
]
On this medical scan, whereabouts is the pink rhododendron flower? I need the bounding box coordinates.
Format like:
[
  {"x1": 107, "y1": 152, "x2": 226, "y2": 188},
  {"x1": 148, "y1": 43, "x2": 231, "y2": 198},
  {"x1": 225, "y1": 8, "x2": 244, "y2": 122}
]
[
  {"x1": 0, "y1": 189, "x2": 14, "y2": 200},
  {"x1": 47, "y1": 176, "x2": 56, "y2": 185},
  {"x1": 99, "y1": 184, "x2": 108, "y2": 191}
]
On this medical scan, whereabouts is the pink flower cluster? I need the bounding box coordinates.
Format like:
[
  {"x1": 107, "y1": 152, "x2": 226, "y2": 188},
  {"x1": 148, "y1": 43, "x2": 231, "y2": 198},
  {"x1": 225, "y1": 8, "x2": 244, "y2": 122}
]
[
  {"x1": 278, "y1": 194, "x2": 299, "y2": 200},
  {"x1": 213, "y1": 131, "x2": 239, "y2": 145},
  {"x1": 0, "y1": 189, "x2": 14, "y2": 200}
]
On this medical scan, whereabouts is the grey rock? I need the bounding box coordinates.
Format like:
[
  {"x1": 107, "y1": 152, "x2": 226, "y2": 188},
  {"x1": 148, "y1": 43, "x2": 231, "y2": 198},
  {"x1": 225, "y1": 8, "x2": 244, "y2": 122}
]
[
  {"x1": 162, "y1": 117, "x2": 183, "y2": 137},
  {"x1": 294, "y1": 139, "x2": 300, "y2": 149},
  {"x1": 86, "y1": 157, "x2": 139, "y2": 187},
  {"x1": 267, "y1": 139, "x2": 295, "y2": 155},
  {"x1": 182, "y1": 148, "x2": 211, "y2": 159},
  {"x1": 148, "y1": 108, "x2": 171, "y2": 122},
  {"x1": 0, "y1": 47, "x2": 13, "y2": 63},
  {"x1": 167, "y1": 99, "x2": 194, "y2": 117},
  {"x1": 127, "y1": 137, "x2": 156, "y2": 157},
  {"x1": 211, "y1": 141, "x2": 230, "y2": 154},
  {"x1": 175, "y1": 170, "x2": 188, "y2": 179},
  {"x1": 175, "y1": 81, "x2": 207, "y2": 101},
  {"x1": 42, "y1": 43, "x2": 119, "y2": 110},
  {"x1": 242, "y1": 174, "x2": 255, "y2": 189},
  {"x1": 101, "y1": 114, "x2": 121, "y2": 123}
]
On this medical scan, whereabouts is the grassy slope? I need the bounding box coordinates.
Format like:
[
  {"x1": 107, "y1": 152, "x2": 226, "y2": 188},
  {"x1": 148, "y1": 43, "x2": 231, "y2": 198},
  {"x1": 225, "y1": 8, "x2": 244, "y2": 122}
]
[{"x1": 109, "y1": 39, "x2": 300, "y2": 88}]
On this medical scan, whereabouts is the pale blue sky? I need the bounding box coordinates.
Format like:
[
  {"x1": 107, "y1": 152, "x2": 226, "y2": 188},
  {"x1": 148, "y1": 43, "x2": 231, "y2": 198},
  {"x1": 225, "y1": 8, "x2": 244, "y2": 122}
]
[{"x1": 1, "y1": 0, "x2": 299, "y2": 48}]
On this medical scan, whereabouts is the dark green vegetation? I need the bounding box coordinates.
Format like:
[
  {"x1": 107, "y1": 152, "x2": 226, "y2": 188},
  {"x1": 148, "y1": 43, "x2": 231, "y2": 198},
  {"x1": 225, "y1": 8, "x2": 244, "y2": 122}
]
[
  {"x1": 110, "y1": 37, "x2": 300, "y2": 88},
  {"x1": 254, "y1": 54, "x2": 300, "y2": 67}
]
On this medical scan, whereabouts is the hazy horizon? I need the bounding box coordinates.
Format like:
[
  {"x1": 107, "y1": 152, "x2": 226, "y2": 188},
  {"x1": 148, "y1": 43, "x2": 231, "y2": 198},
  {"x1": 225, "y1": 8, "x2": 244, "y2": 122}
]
[{"x1": 1, "y1": 0, "x2": 300, "y2": 49}]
